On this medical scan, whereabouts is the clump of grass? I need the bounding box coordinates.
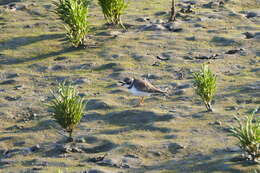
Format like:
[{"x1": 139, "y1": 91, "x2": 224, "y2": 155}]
[
  {"x1": 53, "y1": 0, "x2": 90, "y2": 47},
  {"x1": 98, "y1": 0, "x2": 127, "y2": 28},
  {"x1": 192, "y1": 64, "x2": 217, "y2": 112},
  {"x1": 230, "y1": 108, "x2": 260, "y2": 162},
  {"x1": 49, "y1": 83, "x2": 85, "y2": 142}
]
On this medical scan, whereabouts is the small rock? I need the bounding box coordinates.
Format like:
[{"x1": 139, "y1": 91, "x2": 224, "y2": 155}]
[
  {"x1": 243, "y1": 32, "x2": 255, "y2": 39},
  {"x1": 30, "y1": 144, "x2": 41, "y2": 152},
  {"x1": 246, "y1": 12, "x2": 258, "y2": 18},
  {"x1": 54, "y1": 56, "x2": 68, "y2": 61},
  {"x1": 180, "y1": 5, "x2": 194, "y2": 13},
  {"x1": 4, "y1": 96, "x2": 21, "y2": 101},
  {"x1": 14, "y1": 85, "x2": 23, "y2": 90},
  {"x1": 156, "y1": 55, "x2": 169, "y2": 61},
  {"x1": 225, "y1": 48, "x2": 244, "y2": 54},
  {"x1": 136, "y1": 17, "x2": 150, "y2": 22},
  {"x1": 168, "y1": 143, "x2": 185, "y2": 154}
]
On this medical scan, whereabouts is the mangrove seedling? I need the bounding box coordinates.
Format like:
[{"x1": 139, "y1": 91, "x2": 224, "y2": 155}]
[
  {"x1": 49, "y1": 83, "x2": 85, "y2": 141},
  {"x1": 193, "y1": 64, "x2": 217, "y2": 112},
  {"x1": 53, "y1": 0, "x2": 90, "y2": 47},
  {"x1": 98, "y1": 0, "x2": 127, "y2": 28},
  {"x1": 230, "y1": 108, "x2": 260, "y2": 162}
]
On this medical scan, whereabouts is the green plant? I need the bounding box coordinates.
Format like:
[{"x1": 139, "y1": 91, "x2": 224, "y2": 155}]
[
  {"x1": 98, "y1": 0, "x2": 127, "y2": 28},
  {"x1": 49, "y1": 83, "x2": 85, "y2": 141},
  {"x1": 230, "y1": 108, "x2": 260, "y2": 162},
  {"x1": 53, "y1": 0, "x2": 90, "y2": 47},
  {"x1": 192, "y1": 64, "x2": 217, "y2": 112}
]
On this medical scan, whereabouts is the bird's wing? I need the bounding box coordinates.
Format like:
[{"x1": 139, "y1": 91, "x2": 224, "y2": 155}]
[{"x1": 134, "y1": 79, "x2": 165, "y2": 93}]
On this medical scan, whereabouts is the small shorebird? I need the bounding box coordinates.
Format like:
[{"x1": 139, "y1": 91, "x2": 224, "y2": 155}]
[{"x1": 119, "y1": 77, "x2": 166, "y2": 106}]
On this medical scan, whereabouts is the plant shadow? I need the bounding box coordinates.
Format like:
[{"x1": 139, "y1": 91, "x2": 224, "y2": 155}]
[
  {"x1": 0, "y1": 33, "x2": 64, "y2": 52},
  {"x1": 0, "y1": 46, "x2": 77, "y2": 65},
  {"x1": 130, "y1": 152, "x2": 257, "y2": 173}
]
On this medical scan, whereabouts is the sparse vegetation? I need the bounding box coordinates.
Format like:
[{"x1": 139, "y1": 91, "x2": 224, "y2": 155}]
[
  {"x1": 192, "y1": 64, "x2": 217, "y2": 112},
  {"x1": 53, "y1": 0, "x2": 90, "y2": 47},
  {"x1": 230, "y1": 108, "x2": 260, "y2": 162},
  {"x1": 49, "y1": 83, "x2": 85, "y2": 141},
  {"x1": 98, "y1": 0, "x2": 127, "y2": 28}
]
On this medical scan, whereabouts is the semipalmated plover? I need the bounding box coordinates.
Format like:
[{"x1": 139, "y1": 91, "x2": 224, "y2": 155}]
[{"x1": 119, "y1": 77, "x2": 166, "y2": 106}]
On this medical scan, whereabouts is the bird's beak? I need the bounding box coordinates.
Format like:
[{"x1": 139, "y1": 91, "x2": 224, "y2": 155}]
[{"x1": 118, "y1": 81, "x2": 125, "y2": 86}]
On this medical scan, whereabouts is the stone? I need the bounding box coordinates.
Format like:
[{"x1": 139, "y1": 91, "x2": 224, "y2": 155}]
[
  {"x1": 168, "y1": 143, "x2": 185, "y2": 154},
  {"x1": 243, "y1": 32, "x2": 255, "y2": 39},
  {"x1": 136, "y1": 17, "x2": 150, "y2": 22},
  {"x1": 246, "y1": 12, "x2": 258, "y2": 18},
  {"x1": 225, "y1": 48, "x2": 244, "y2": 54},
  {"x1": 86, "y1": 99, "x2": 111, "y2": 110},
  {"x1": 30, "y1": 144, "x2": 41, "y2": 152},
  {"x1": 4, "y1": 96, "x2": 21, "y2": 101}
]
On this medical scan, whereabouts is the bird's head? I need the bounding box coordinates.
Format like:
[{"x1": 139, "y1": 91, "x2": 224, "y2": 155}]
[{"x1": 119, "y1": 77, "x2": 133, "y2": 88}]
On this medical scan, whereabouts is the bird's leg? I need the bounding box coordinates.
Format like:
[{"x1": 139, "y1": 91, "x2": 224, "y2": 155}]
[
  {"x1": 140, "y1": 96, "x2": 145, "y2": 105},
  {"x1": 135, "y1": 96, "x2": 145, "y2": 107}
]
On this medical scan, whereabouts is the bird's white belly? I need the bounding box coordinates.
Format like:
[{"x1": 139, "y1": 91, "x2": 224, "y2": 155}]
[{"x1": 129, "y1": 87, "x2": 151, "y2": 96}]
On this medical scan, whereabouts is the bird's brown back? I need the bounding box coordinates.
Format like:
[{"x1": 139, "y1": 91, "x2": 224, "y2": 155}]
[{"x1": 133, "y1": 79, "x2": 165, "y2": 93}]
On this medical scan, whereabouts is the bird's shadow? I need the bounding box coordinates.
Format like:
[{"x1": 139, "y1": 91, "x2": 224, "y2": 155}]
[{"x1": 84, "y1": 110, "x2": 176, "y2": 134}]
